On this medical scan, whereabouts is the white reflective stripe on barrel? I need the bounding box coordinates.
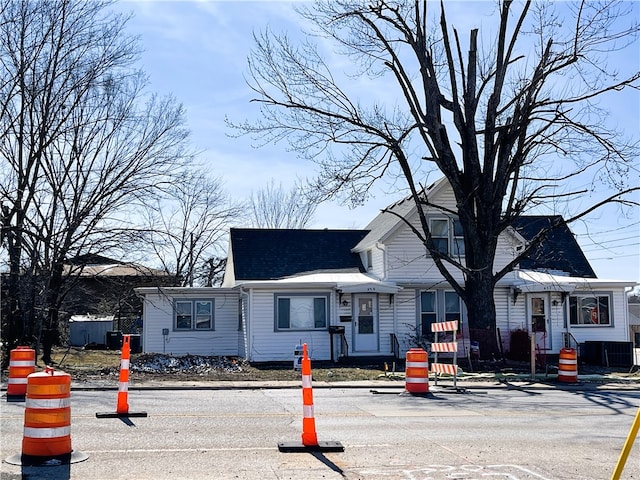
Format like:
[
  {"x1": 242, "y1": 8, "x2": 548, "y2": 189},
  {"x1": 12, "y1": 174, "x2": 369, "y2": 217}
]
[
  {"x1": 24, "y1": 426, "x2": 71, "y2": 439},
  {"x1": 406, "y1": 361, "x2": 428, "y2": 368},
  {"x1": 405, "y1": 377, "x2": 428, "y2": 383},
  {"x1": 303, "y1": 405, "x2": 314, "y2": 418},
  {"x1": 26, "y1": 397, "x2": 71, "y2": 409},
  {"x1": 118, "y1": 382, "x2": 129, "y2": 392},
  {"x1": 10, "y1": 360, "x2": 35, "y2": 367},
  {"x1": 8, "y1": 377, "x2": 28, "y2": 384},
  {"x1": 120, "y1": 359, "x2": 130, "y2": 370},
  {"x1": 559, "y1": 359, "x2": 576, "y2": 365}
]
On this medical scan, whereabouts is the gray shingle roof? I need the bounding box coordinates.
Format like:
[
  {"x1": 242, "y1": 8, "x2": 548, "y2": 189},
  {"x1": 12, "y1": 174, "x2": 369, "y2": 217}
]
[
  {"x1": 511, "y1": 216, "x2": 596, "y2": 278},
  {"x1": 229, "y1": 229, "x2": 369, "y2": 280},
  {"x1": 229, "y1": 215, "x2": 595, "y2": 281}
]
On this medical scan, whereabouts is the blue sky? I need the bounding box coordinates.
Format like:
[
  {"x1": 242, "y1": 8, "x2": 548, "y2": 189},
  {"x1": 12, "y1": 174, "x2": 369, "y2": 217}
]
[{"x1": 111, "y1": 1, "x2": 639, "y2": 283}]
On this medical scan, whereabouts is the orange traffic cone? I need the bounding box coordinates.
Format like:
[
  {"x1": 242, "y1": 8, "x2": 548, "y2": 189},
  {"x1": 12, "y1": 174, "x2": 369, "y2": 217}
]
[
  {"x1": 96, "y1": 335, "x2": 147, "y2": 419},
  {"x1": 301, "y1": 343, "x2": 318, "y2": 446},
  {"x1": 277, "y1": 343, "x2": 343, "y2": 452}
]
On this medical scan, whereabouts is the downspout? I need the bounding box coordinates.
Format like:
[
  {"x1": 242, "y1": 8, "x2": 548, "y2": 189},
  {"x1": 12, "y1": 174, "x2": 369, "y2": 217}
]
[{"x1": 239, "y1": 286, "x2": 250, "y2": 361}]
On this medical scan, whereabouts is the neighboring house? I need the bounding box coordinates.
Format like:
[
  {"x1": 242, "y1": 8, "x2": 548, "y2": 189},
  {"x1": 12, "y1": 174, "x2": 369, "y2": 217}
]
[
  {"x1": 137, "y1": 177, "x2": 637, "y2": 363},
  {"x1": 629, "y1": 295, "x2": 640, "y2": 347},
  {"x1": 62, "y1": 254, "x2": 176, "y2": 336}
]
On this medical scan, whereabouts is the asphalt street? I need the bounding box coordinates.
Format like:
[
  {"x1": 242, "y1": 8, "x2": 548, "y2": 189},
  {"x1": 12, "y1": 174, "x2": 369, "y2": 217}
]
[{"x1": 1, "y1": 383, "x2": 639, "y2": 479}]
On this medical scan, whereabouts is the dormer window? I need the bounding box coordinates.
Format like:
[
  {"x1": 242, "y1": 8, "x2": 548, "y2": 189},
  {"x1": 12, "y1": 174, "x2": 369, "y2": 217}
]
[{"x1": 429, "y1": 218, "x2": 465, "y2": 257}]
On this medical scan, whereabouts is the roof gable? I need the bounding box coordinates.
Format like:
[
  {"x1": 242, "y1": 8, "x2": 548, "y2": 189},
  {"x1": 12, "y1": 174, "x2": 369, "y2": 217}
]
[
  {"x1": 352, "y1": 179, "x2": 595, "y2": 278},
  {"x1": 354, "y1": 177, "x2": 448, "y2": 251},
  {"x1": 229, "y1": 228, "x2": 369, "y2": 281}
]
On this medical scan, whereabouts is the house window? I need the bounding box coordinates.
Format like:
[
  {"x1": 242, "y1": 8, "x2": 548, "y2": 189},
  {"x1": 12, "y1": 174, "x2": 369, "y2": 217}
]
[
  {"x1": 429, "y1": 218, "x2": 464, "y2": 257},
  {"x1": 430, "y1": 219, "x2": 449, "y2": 255},
  {"x1": 569, "y1": 294, "x2": 611, "y2": 326},
  {"x1": 444, "y1": 291, "x2": 461, "y2": 323},
  {"x1": 452, "y1": 219, "x2": 465, "y2": 257},
  {"x1": 275, "y1": 294, "x2": 328, "y2": 331},
  {"x1": 420, "y1": 291, "x2": 437, "y2": 337},
  {"x1": 174, "y1": 299, "x2": 214, "y2": 331}
]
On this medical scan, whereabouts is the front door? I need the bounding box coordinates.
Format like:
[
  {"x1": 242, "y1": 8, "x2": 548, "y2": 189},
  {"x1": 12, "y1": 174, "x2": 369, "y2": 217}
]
[
  {"x1": 353, "y1": 295, "x2": 378, "y2": 352},
  {"x1": 528, "y1": 294, "x2": 551, "y2": 352}
]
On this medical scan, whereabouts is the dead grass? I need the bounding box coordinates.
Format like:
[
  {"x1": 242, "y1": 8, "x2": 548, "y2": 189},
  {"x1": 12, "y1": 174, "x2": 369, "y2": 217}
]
[
  {"x1": 45, "y1": 346, "x2": 395, "y2": 383},
  {"x1": 50, "y1": 347, "x2": 123, "y2": 372}
]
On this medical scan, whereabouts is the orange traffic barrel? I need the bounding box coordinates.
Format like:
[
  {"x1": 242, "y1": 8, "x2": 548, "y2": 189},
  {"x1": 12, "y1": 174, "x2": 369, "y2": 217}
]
[
  {"x1": 23, "y1": 367, "x2": 72, "y2": 462},
  {"x1": 5, "y1": 367, "x2": 88, "y2": 466},
  {"x1": 405, "y1": 348, "x2": 429, "y2": 394},
  {"x1": 557, "y1": 348, "x2": 578, "y2": 383},
  {"x1": 6, "y1": 346, "x2": 36, "y2": 401}
]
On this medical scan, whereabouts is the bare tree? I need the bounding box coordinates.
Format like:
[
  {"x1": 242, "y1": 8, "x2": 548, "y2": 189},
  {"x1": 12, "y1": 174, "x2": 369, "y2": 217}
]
[
  {"x1": 143, "y1": 170, "x2": 242, "y2": 287},
  {"x1": 0, "y1": 0, "x2": 193, "y2": 362},
  {"x1": 248, "y1": 179, "x2": 316, "y2": 228},
  {"x1": 232, "y1": 0, "x2": 639, "y2": 356}
]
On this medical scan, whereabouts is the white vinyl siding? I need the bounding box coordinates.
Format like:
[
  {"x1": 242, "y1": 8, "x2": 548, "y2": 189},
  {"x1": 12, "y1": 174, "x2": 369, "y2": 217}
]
[
  {"x1": 247, "y1": 289, "x2": 333, "y2": 362},
  {"x1": 566, "y1": 290, "x2": 628, "y2": 343},
  {"x1": 141, "y1": 290, "x2": 240, "y2": 356},
  {"x1": 378, "y1": 294, "x2": 395, "y2": 356}
]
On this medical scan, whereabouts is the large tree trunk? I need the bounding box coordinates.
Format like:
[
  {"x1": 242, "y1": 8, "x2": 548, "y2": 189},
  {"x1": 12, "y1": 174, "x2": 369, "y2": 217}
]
[{"x1": 464, "y1": 272, "x2": 499, "y2": 360}]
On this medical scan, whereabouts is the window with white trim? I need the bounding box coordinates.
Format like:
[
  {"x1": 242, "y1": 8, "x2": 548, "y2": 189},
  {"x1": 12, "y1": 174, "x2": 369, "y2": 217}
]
[
  {"x1": 420, "y1": 291, "x2": 437, "y2": 337},
  {"x1": 275, "y1": 294, "x2": 328, "y2": 331},
  {"x1": 569, "y1": 294, "x2": 611, "y2": 326},
  {"x1": 444, "y1": 291, "x2": 461, "y2": 323},
  {"x1": 174, "y1": 299, "x2": 214, "y2": 330},
  {"x1": 429, "y1": 218, "x2": 464, "y2": 257}
]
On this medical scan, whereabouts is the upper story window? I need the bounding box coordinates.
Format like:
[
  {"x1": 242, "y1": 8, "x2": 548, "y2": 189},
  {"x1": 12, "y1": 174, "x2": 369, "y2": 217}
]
[
  {"x1": 569, "y1": 294, "x2": 611, "y2": 326},
  {"x1": 275, "y1": 293, "x2": 328, "y2": 331},
  {"x1": 430, "y1": 218, "x2": 464, "y2": 257},
  {"x1": 174, "y1": 299, "x2": 214, "y2": 331}
]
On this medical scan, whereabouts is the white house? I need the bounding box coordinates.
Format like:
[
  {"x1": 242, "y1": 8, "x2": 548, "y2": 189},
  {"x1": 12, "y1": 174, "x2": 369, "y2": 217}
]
[{"x1": 137, "y1": 177, "x2": 636, "y2": 364}]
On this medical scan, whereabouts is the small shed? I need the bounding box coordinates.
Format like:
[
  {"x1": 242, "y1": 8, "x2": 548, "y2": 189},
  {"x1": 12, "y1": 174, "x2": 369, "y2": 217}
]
[{"x1": 69, "y1": 315, "x2": 114, "y2": 347}]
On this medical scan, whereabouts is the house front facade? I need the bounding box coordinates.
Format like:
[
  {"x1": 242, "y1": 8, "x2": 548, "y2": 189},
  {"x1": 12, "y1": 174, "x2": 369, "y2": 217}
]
[{"x1": 138, "y1": 178, "x2": 636, "y2": 364}]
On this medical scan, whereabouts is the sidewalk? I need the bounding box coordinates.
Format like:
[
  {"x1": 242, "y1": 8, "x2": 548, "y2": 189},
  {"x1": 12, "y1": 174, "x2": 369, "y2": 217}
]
[{"x1": 63, "y1": 371, "x2": 640, "y2": 392}]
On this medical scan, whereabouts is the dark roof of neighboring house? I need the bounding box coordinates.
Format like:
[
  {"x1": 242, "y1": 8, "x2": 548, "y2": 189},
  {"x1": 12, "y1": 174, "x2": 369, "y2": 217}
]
[
  {"x1": 67, "y1": 254, "x2": 124, "y2": 266},
  {"x1": 511, "y1": 216, "x2": 596, "y2": 278},
  {"x1": 229, "y1": 228, "x2": 369, "y2": 280}
]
